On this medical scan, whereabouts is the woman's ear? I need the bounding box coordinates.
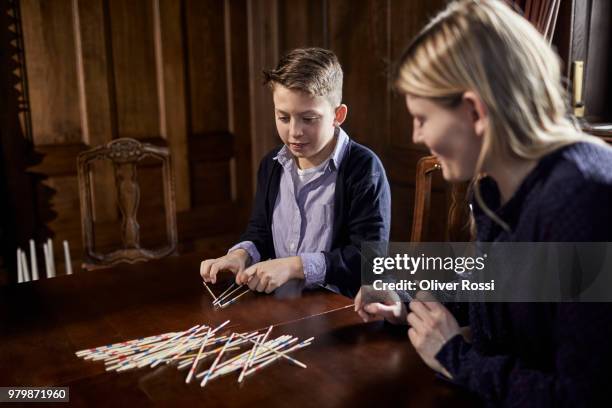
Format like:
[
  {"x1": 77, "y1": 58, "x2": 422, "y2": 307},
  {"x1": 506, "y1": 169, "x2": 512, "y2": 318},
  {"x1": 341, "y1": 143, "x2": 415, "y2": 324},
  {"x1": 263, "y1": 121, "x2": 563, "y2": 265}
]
[
  {"x1": 463, "y1": 91, "x2": 488, "y2": 137},
  {"x1": 334, "y1": 104, "x2": 348, "y2": 127}
]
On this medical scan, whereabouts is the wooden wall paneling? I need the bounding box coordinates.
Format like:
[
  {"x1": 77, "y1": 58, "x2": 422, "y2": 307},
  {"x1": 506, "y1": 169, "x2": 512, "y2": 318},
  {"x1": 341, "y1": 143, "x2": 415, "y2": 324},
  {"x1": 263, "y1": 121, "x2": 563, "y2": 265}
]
[
  {"x1": 185, "y1": 0, "x2": 234, "y2": 210},
  {"x1": 247, "y1": 0, "x2": 279, "y2": 180},
  {"x1": 277, "y1": 0, "x2": 327, "y2": 53},
  {"x1": 327, "y1": 0, "x2": 390, "y2": 154},
  {"x1": 187, "y1": 132, "x2": 234, "y2": 207},
  {"x1": 185, "y1": 0, "x2": 229, "y2": 209},
  {"x1": 226, "y1": 0, "x2": 254, "y2": 206},
  {"x1": 20, "y1": 0, "x2": 82, "y2": 145},
  {"x1": 107, "y1": 0, "x2": 160, "y2": 139},
  {"x1": 20, "y1": 0, "x2": 92, "y2": 274},
  {"x1": 158, "y1": 0, "x2": 190, "y2": 211},
  {"x1": 74, "y1": 0, "x2": 117, "y2": 223},
  {"x1": 185, "y1": 0, "x2": 228, "y2": 135}
]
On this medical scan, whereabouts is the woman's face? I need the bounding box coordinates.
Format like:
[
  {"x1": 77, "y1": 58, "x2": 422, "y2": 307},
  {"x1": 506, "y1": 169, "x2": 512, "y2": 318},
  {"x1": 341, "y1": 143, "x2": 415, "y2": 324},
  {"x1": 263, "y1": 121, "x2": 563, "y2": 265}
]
[{"x1": 405, "y1": 94, "x2": 484, "y2": 182}]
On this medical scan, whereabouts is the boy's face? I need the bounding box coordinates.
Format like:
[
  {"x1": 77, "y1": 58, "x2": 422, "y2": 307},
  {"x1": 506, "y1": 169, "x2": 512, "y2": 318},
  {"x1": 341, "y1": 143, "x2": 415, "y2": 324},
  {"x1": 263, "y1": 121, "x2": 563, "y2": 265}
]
[{"x1": 272, "y1": 84, "x2": 346, "y2": 168}]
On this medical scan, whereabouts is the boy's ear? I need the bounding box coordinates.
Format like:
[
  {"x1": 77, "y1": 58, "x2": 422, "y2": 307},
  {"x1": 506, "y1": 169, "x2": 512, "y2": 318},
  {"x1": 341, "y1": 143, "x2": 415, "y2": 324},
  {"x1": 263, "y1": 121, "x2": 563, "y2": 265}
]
[
  {"x1": 462, "y1": 91, "x2": 487, "y2": 137},
  {"x1": 334, "y1": 104, "x2": 348, "y2": 126}
]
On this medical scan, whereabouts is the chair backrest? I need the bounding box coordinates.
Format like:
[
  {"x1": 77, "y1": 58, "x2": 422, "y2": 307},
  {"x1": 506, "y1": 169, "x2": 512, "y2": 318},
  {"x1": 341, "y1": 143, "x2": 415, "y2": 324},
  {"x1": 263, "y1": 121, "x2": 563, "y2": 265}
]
[
  {"x1": 77, "y1": 138, "x2": 178, "y2": 268},
  {"x1": 410, "y1": 156, "x2": 472, "y2": 242}
]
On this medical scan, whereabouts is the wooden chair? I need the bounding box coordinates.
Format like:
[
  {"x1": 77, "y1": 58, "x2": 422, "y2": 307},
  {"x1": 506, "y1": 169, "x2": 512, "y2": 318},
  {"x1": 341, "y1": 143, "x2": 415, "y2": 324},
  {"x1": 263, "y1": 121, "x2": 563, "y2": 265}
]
[
  {"x1": 410, "y1": 156, "x2": 472, "y2": 242},
  {"x1": 77, "y1": 138, "x2": 178, "y2": 269}
]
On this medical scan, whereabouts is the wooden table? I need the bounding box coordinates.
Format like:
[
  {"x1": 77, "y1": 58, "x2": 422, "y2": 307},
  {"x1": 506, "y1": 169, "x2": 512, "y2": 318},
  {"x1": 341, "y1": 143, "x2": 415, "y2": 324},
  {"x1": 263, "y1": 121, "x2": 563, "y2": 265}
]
[{"x1": 0, "y1": 253, "x2": 478, "y2": 407}]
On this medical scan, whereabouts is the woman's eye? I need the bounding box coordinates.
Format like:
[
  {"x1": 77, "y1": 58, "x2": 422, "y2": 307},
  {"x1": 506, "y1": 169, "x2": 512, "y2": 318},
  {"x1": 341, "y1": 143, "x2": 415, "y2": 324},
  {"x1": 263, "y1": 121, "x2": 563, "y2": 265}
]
[{"x1": 277, "y1": 117, "x2": 289, "y2": 123}]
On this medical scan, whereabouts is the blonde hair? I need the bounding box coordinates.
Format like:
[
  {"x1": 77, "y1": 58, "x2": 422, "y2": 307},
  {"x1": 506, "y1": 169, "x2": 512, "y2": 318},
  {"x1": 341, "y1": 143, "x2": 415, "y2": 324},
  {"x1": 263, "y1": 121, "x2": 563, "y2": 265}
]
[{"x1": 394, "y1": 0, "x2": 604, "y2": 231}]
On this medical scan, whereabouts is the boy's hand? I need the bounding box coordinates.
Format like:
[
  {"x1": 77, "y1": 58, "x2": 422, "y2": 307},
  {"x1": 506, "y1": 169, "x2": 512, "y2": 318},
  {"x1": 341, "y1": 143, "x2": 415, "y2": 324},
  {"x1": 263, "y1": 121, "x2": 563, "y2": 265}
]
[
  {"x1": 236, "y1": 257, "x2": 304, "y2": 293},
  {"x1": 200, "y1": 249, "x2": 250, "y2": 284},
  {"x1": 407, "y1": 291, "x2": 459, "y2": 379},
  {"x1": 354, "y1": 286, "x2": 407, "y2": 325}
]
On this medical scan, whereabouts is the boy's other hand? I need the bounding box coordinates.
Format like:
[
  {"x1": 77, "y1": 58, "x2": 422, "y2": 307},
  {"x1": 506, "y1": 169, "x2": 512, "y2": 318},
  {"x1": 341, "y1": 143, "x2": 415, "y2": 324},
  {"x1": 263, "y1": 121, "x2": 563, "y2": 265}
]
[
  {"x1": 200, "y1": 249, "x2": 250, "y2": 284},
  {"x1": 236, "y1": 257, "x2": 304, "y2": 293},
  {"x1": 354, "y1": 286, "x2": 407, "y2": 325}
]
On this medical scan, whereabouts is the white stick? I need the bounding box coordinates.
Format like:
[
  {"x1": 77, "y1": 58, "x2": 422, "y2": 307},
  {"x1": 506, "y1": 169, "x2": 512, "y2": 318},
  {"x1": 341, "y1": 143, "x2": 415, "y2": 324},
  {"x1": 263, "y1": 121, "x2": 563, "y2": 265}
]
[
  {"x1": 20, "y1": 250, "x2": 30, "y2": 282},
  {"x1": 213, "y1": 284, "x2": 243, "y2": 306},
  {"x1": 133, "y1": 325, "x2": 200, "y2": 363},
  {"x1": 186, "y1": 328, "x2": 212, "y2": 384},
  {"x1": 235, "y1": 332, "x2": 307, "y2": 368},
  {"x1": 17, "y1": 248, "x2": 23, "y2": 283},
  {"x1": 43, "y1": 242, "x2": 50, "y2": 279},
  {"x1": 200, "y1": 333, "x2": 234, "y2": 387},
  {"x1": 238, "y1": 333, "x2": 263, "y2": 383},
  {"x1": 219, "y1": 287, "x2": 250, "y2": 308},
  {"x1": 150, "y1": 324, "x2": 205, "y2": 367},
  {"x1": 244, "y1": 339, "x2": 313, "y2": 377},
  {"x1": 29, "y1": 239, "x2": 39, "y2": 280},
  {"x1": 63, "y1": 240, "x2": 73, "y2": 275},
  {"x1": 48, "y1": 238, "x2": 56, "y2": 277},
  {"x1": 207, "y1": 336, "x2": 295, "y2": 381}
]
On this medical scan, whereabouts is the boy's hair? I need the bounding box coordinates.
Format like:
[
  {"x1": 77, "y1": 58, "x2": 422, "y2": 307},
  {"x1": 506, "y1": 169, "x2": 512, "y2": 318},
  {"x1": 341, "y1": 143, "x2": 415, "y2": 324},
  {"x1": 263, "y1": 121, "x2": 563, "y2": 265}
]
[{"x1": 263, "y1": 47, "x2": 343, "y2": 107}]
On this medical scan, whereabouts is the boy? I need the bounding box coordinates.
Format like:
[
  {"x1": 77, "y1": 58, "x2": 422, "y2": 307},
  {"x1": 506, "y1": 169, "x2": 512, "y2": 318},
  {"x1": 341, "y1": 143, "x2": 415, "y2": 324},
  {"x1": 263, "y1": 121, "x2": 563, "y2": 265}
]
[{"x1": 200, "y1": 47, "x2": 390, "y2": 297}]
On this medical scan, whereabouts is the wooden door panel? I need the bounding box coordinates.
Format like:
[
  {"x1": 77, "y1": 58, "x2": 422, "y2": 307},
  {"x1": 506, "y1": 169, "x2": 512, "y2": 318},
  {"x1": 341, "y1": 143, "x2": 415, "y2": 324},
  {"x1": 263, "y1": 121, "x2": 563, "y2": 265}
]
[
  {"x1": 327, "y1": 0, "x2": 389, "y2": 154},
  {"x1": 21, "y1": 0, "x2": 82, "y2": 145},
  {"x1": 107, "y1": 0, "x2": 162, "y2": 139},
  {"x1": 185, "y1": 0, "x2": 229, "y2": 134}
]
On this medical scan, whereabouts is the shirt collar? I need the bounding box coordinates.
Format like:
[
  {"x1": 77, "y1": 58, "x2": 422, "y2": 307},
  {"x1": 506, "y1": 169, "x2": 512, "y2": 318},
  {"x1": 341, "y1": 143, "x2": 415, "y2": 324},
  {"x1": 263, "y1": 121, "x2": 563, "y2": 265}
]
[{"x1": 273, "y1": 127, "x2": 350, "y2": 171}]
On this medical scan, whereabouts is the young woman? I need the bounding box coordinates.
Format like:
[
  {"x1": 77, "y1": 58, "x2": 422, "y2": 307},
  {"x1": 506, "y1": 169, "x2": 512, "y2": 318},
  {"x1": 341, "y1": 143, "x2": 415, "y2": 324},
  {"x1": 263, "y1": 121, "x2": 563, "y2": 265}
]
[{"x1": 355, "y1": 0, "x2": 612, "y2": 405}]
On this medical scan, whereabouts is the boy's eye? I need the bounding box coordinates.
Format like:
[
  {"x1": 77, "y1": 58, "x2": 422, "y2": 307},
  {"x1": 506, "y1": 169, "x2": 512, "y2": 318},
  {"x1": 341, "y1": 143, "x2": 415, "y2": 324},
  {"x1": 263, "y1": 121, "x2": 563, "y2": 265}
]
[{"x1": 303, "y1": 116, "x2": 319, "y2": 123}]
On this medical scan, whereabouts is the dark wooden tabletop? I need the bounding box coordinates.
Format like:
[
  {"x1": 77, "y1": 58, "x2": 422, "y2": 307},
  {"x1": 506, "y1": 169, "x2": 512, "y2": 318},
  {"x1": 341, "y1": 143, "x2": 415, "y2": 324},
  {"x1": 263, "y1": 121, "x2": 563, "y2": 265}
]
[{"x1": 0, "y1": 252, "x2": 478, "y2": 407}]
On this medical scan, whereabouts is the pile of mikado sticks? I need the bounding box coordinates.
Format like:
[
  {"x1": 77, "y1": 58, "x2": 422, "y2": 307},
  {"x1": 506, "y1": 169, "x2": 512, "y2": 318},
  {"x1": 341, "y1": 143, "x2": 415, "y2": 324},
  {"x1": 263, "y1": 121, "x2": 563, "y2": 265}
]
[
  {"x1": 75, "y1": 320, "x2": 313, "y2": 387},
  {"x1": 202, "y1": 281, "x2": 251, "y2": 309}
]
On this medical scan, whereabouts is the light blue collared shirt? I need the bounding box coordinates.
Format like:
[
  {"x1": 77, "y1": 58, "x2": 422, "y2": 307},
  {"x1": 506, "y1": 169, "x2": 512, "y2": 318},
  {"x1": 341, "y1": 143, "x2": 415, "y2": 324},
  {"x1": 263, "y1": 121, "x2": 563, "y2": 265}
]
[{"x1": 229, "y1": 128, "x2": 350, "y2": 287}]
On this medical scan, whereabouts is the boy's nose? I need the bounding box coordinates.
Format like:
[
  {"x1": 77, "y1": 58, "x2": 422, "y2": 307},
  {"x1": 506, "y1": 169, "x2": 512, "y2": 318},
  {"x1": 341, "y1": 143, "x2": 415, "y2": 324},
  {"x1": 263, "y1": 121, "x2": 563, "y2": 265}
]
[{"x1": 289, "y1": 121, "x2": 303, "y2": 138}]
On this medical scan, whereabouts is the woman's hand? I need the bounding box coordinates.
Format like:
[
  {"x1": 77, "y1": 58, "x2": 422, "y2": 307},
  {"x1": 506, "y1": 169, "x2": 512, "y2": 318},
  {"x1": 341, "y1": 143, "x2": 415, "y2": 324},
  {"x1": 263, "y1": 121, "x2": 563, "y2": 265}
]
[
  {"x1": 407, "y1": 292, "x2": 460, "y2": 379},
  {"x1": 235, "y1": 257, "x2": 304, "y2": 293},
  {"x1": 354, "y1": 286, "x2": 407, "y2": 325},
  {"x1": 200, "y1": 249, "x2": 250, "y2": 284}
]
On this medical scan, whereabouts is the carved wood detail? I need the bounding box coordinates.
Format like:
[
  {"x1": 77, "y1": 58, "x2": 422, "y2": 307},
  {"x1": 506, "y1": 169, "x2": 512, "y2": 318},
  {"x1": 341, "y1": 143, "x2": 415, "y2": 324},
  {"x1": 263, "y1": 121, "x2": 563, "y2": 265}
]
[{"x1": 77, "y1": 138, "x2": 177, "y2": 268}]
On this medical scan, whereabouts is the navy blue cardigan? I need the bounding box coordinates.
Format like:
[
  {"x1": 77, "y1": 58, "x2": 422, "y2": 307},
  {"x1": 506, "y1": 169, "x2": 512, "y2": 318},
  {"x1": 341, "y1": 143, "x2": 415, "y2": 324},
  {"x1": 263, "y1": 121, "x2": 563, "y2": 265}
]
[
  {"x1": 436, "y1": 142, "x2": 612, "y2": 407},
  {"x1": 239, "y1": 140, "x2": 391, "y2": 297}
]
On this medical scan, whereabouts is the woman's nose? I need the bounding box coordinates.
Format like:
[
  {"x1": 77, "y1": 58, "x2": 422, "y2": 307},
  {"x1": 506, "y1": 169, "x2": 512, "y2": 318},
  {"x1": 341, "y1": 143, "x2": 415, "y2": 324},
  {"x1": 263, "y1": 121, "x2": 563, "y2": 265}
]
[
  {"x1": 412, "y1": 126, "x2": 423, "y2": 144},
  {"x1": 412, "y1": 116, "x2": 429, "y2": 145}
]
